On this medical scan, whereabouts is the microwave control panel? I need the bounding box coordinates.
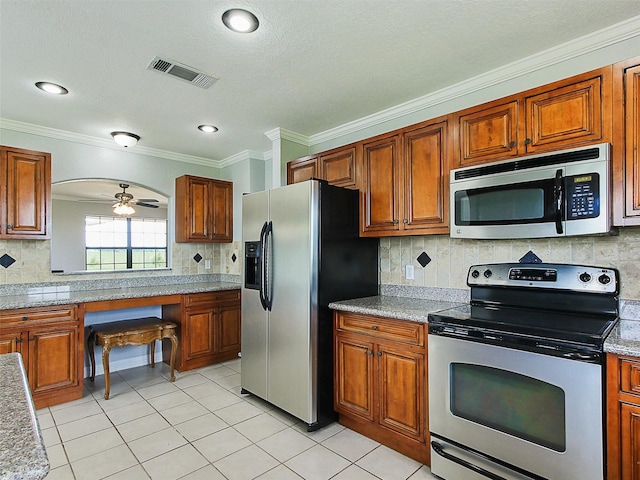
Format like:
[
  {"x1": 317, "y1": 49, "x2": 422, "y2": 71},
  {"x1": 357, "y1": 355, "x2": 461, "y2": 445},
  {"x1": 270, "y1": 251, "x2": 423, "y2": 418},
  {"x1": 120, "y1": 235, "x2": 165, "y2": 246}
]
[{"x1": 566, "y1": 173, "x2": 599, "y2": 220}]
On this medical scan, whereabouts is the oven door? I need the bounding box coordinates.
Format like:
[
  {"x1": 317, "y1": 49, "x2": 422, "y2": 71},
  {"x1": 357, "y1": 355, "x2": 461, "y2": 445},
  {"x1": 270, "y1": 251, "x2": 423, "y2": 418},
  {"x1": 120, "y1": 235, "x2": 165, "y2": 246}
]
[{"x1": 428, "y1": 334, "x2": 604, "y2": 480}]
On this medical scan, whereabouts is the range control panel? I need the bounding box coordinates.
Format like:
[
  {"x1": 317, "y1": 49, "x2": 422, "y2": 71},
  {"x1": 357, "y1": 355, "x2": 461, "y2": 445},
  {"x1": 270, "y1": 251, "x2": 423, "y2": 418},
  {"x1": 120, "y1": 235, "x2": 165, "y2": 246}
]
[{"x1": 467, "y1": 263, "x2": 619, "y2": 294}]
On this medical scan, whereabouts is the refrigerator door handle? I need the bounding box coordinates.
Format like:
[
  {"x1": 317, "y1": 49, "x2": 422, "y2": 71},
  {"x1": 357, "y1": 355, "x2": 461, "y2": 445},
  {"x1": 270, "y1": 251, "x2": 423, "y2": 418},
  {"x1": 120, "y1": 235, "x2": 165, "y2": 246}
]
[
  {"x1": 258, "y1": 221, "x2": 269, "y2": 311},
  {"x1": 264, "y1": 221, "x2": 273, "y2": 311}
]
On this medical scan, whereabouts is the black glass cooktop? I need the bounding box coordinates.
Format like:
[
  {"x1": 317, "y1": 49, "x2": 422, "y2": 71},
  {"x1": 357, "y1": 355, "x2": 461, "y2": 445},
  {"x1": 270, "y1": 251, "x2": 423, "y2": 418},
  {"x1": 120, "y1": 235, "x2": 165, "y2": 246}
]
[{"x1": 428, "y1": 303, "x2": 617, "y2": 349}]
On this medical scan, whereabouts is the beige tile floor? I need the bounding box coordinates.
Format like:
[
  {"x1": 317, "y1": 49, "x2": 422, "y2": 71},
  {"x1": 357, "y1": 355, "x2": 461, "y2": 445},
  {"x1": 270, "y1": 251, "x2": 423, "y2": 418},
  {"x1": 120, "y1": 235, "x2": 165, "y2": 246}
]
[{"x1": 36, "y1": 359, "x2": 439, "y2": 480}]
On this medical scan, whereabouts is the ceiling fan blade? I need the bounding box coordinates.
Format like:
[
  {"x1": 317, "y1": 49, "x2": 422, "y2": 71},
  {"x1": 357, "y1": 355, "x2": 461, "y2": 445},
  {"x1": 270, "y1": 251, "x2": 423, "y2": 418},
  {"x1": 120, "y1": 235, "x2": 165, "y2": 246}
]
[
  {"x1": 136, "y1": 198, "x2": 159, "y2": 203},
  {"x1": 135, "y1": 202, "x2": 160, "y2": 208}
]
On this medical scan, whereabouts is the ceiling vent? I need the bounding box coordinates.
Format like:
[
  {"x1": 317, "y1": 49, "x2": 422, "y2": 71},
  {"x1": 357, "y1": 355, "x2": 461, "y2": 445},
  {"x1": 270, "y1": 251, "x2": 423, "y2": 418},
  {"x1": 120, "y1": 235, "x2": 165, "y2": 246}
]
[{"x1": 147, "y1": 57, "x2": 217, "y2": 89}]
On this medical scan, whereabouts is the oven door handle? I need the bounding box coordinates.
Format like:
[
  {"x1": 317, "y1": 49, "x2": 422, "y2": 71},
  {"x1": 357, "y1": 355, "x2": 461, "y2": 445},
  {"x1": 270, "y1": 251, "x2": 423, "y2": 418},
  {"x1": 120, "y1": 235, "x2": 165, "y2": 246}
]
[{"x1": 431, "y1": 441, "x2": 507, "y2": 480}]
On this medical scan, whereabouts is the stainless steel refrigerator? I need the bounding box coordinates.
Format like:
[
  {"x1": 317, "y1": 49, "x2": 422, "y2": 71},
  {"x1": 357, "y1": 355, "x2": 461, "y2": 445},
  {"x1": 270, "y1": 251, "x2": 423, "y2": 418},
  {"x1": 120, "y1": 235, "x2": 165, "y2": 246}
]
[{"x1": 241, "y1": 180, "x2": 378, "y2": 430}]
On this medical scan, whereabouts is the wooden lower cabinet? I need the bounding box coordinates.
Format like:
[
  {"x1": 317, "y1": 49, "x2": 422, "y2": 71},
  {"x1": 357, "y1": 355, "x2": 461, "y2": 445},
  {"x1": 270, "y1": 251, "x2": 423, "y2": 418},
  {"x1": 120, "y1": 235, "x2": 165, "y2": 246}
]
[
  {"x1": 163, "y1": 290, "x2": 241, "y2": 371},
  {"x1": 0, "y1": 304, "x2": 83, "y2": 408},
  {"x1": 334, "y1": 311, "x2": 429, "y2": 464},
  {"x1": 607, "y1": 353, "x2": 640, "y2": 480}
]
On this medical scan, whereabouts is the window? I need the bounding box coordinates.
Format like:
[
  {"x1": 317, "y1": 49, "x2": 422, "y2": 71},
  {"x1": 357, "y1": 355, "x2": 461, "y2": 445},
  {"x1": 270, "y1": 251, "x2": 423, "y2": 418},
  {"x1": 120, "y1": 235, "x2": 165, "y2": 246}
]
[{"x1": 85, "y1": 216, "x2": 167, "y2": 270}]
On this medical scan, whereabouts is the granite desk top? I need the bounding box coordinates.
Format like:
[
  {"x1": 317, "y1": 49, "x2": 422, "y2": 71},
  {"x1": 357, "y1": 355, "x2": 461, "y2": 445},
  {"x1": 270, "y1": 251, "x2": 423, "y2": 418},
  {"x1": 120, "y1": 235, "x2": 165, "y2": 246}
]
[
  {"x1": 0, "y1": 280, "x2": 240, "y2": 311},
  {"x1": 0, "y1": 353, "x2": 49, "y2": 480},
  {"x1": 329, "y1": 295, "x2": 463, "y2": 323}
]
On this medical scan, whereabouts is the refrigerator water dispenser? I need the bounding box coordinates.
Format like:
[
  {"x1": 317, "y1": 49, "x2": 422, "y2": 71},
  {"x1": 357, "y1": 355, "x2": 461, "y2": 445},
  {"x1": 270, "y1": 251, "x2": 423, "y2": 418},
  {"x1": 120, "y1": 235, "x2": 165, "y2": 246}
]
[{"x1": 244, "y1": 241, "x2": 261, "y2": 290}]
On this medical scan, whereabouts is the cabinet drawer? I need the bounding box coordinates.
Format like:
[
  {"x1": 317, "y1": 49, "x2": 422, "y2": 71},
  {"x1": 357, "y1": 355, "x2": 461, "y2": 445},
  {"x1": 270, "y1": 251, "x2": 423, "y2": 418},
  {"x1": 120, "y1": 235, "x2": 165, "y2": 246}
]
[
  {"x1": 335, "y1": 312, "x2": 424, "y2": 347},
  {"x1": 619, "y1": 357, "x2": 640, "y2": 395},
  {"x1": 0, "y1": 305, "x2": 78, "y2": 328},
  {"x1": 184, "y1": 290, "x2": 240, "y2": 308}
]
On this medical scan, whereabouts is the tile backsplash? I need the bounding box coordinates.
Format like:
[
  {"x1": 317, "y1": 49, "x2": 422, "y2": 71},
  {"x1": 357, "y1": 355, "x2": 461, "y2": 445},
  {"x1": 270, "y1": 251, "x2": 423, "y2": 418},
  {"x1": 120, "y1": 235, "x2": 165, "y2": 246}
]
[
  {"x1": 0, "y1": 240, "x2": 242, "y2": 285},
  {"x1": 381, "y1": 226, "x2": 640, "y2": 300},
  {"x1": 3, "y1": 228, "x2": 640, "y2": 300}
]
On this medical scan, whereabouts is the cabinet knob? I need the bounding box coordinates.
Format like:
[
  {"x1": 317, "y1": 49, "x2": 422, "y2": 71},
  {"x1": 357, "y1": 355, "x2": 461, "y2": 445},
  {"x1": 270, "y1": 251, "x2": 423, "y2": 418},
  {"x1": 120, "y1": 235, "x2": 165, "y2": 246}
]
[
  {"x1": 22, "y1": 316, "x2": 28, "y2": 321},
  {"x1": 377, "y1": 351, "x2": 382, "y2": 357},
  {"x1": 393, "y1": 219, "x2": 399, "y2": 225},
  {"x1": 366, "y1": 349, "x2": 373, "y2": 355},
  {"x1": 7, "y1": 225, "x2": 13, "y2": 229},
  {"x1": 28, "y1": 336, "x2": 35, "y2": 341},
  {"x1": 15, "y1": 337, "x2": 22, "y2": 343},
  {"x1": 371, "y1": 325, "x2": 378, "y2": 330},
  {"x1": 524, "y1": 138, "x2": 531, "y2": 145},
  {"x1": 403, "y1": 218, "x2": 408, "y2": 224},
  {"x1": 509, "y1": 141, "x2": 516, "y2": 148}
]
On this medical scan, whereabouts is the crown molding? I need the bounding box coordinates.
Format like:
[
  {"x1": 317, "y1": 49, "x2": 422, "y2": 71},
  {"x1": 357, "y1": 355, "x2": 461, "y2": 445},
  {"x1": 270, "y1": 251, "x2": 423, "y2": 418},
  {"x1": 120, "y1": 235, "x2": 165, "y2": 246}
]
[
  {"x1": 309, "y1": 14, "x2": 640, "y2": 146},
  {"x1": 264, "y1": 127, "x2": 310, "y2": 146},
  {"x1": 0, "y1": 118, "x2": 266, "y2": 169}
]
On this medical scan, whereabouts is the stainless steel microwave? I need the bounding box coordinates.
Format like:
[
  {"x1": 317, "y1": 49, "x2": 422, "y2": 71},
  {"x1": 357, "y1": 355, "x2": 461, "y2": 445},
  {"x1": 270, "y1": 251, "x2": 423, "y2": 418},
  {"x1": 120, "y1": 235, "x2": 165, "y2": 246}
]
[{"x1": 450, "y1": 143, "x2": 611, "y2": 239}]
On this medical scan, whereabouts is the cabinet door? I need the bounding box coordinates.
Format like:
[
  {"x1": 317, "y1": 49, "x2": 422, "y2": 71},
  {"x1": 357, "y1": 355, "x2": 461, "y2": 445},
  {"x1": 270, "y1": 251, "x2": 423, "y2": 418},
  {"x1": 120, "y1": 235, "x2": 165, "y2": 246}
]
[
  {"x1": 319, "y1": 146, "x2": 358, "y2": 189},
  {"x1": 183, "y1": 310, "x2": 216, "y2": 360},
  {"x1": 524, "y1": 70, "x2": 609, "y2": 153},
  {"x1": 456, "y1": 100, "x2": 519, "y2": 166},
  {"x1": 403, "y1": 120, "x2": 450, "y2": 233},
  {"x1": 620, "y1": 402, "x2": 640, "y2": 480},
  {"x1": 377, "y1": 343, "x2": 425, "y2": 440},
  {"x1": 2, "y1": 147, "x2": 51, "y2": 239},
  {"x1": 216, "y1": 304, "x2": 241, "y2": 354},
  {"x1": 335, "y1": 334, "x2": 375, "y2": 421},
  {"x1": 0, "y1": 330, "x2": 24, "y2": 355},
  {"x1": 287, "y1": 156, "x2": 318, "y2": 184},
  {"x1": 210, "y1": 180, "x2": 233, "y2": 242},
  {"x1": 613, "y1": 58, "x2": 640, "y2": 226},
  {"x1": 361, "y1": 134, "x2": 401, "y2": 234},
  {"x1": 27, "y1": 325, "x2": 78, "y2": 395}
]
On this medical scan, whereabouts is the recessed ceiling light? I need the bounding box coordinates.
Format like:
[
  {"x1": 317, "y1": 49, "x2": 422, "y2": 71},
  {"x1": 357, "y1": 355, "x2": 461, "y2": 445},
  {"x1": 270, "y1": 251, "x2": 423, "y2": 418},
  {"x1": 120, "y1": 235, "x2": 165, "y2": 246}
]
[
  {"x1": 222, "y1": 9, "x2": 259, "y2": 33},
  {"x1": 198, "y1": 125, "x2": 219, "y2": 133},
  {"x1": 35, "y1": 82, "x2": 68, "y2": 95}
]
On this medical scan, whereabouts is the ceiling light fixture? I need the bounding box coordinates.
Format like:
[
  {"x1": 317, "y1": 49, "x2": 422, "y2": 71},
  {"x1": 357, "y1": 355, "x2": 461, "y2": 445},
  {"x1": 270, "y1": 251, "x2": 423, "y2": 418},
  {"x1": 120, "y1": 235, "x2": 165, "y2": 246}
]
[
  {"x1": 222, "y1": 9, "x2": 259, "y2": 33},
  {"x1": 111, "y1": 131, "x2": 140, "y2": 147},
  {"x1": 198, "y1": 124, "x2": 219, "y2": 133},
  {"x1": 35, "y1": 82, "x2": 68, "y2": 95},
  {"x1": 113, "y1": 203, "x2": 135, "y2": 216}
]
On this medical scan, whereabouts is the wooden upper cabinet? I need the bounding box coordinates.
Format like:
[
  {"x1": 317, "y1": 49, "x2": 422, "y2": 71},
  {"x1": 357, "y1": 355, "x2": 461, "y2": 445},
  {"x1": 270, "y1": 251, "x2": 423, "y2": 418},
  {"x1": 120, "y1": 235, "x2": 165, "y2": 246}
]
[
  {"x1": 361, "y1": 116, "x2": 451, "y2": 236},
  {"x1": 319, "y1": 145, "x2": 359, "y2": 189},
  {"x1": 361, "y1": 133, "x2": 401, "y2": 234},
  {"x1": 524, "y1": 69, "x2": 610, "y2": 153},
  {"x1": 455, "y1": 67, "x2": 611, "y2": 167},
  {"x1": 457, "y1": 100, "x2": 519, "y2": 166},
  {"x1": 287, "y1": 144, "x2": 360, "y2": 189},
  {"x1": 402, "y1": 119, "x2": 451, "y2": 234},
  {"x1": 287, "y1": 155, "x2": 318, "y2": 184},
  {"x1": 613, "y1": 56, "x2": 640, "y2": 226},
  {"x1": 175, "y1": 175, "x2": 233, "y2": 243},
  {"x1": 0, "y1": 146, "x2": 51, "y2": 239}
]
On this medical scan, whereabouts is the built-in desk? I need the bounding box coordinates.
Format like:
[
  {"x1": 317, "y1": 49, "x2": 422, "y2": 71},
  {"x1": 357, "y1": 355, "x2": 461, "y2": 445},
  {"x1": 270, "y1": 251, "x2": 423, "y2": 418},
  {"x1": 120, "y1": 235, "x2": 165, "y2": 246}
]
[{"x1": 0, "y1": 275, "x2": 241, "y2": 407}]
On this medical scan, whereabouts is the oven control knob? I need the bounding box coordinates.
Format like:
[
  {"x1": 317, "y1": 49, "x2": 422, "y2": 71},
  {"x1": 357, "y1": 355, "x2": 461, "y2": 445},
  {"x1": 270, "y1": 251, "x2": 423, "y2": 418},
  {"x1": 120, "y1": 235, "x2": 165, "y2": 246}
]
[
  {"x1": 471, "y1": 269, "x2": 480, "y2": 279},
  {"x1": 483, "y1": 269, "x2": 492, "y2": 278},
  {"x1": 579, "y1": 272, "x2": 592, "y2": 283},
  {"x1": 598, "y1": 274, "x2": 611, "y2": 285}
]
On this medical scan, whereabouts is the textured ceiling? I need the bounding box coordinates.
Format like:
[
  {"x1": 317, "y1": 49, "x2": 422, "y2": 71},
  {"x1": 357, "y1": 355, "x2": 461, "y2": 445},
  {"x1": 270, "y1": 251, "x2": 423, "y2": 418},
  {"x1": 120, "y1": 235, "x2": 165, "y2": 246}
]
[{"x1": 1, "y1": 0, "x2": 640, "y2": 163}]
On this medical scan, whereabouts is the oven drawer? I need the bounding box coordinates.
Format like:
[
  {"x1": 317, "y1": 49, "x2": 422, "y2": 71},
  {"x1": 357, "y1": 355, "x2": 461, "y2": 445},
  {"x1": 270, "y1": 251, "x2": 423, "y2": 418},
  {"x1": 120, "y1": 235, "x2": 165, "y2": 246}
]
[
  {"x1": 618, "y1": 357, "x2": 640, "y2": 396},
  {"x1": 335, "y1": 312, "x2": 424, "y2": 346}
]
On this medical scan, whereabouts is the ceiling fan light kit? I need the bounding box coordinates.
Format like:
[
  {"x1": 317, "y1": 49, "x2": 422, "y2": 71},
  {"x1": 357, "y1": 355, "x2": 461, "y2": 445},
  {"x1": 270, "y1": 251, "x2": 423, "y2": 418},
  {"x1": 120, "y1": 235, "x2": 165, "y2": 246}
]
[
  {"x1": 111, "y1": 131, "x2": 140, "y2": 147},
  {"x1": 198, "y1": 124, "x2": 218, "y2": 133}
]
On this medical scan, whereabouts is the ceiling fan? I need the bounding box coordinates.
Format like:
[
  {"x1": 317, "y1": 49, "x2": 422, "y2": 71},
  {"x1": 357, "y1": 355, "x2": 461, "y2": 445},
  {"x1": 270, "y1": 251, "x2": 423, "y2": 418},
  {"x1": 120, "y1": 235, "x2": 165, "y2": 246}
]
[{"x1": 113, "y1": 183, "x2": 159, "y2": 214}]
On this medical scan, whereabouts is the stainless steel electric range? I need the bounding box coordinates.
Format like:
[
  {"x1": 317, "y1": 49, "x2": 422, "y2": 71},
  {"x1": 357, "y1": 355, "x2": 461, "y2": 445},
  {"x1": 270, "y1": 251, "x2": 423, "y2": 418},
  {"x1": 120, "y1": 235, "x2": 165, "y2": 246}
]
[{"x1": 428, "y1": 263, "x2": 619, "y2": 480}]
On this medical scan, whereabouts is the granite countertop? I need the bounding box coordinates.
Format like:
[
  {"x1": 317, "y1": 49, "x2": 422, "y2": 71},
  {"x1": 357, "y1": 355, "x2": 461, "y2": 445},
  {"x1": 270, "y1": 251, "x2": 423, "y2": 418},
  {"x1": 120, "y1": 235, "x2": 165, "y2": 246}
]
[
  {"x1": 0, "y1": 353, "x2": 49, "y2": 480},
  {"x1": 604, "y1": 318, "x2": 640, "y2": 356},
  {"x1": 329, "y1": 295, "x2": 463, "y2": 323},
  {"x1": 0, "y1": 276, "x2": 240, "y2": 311}
]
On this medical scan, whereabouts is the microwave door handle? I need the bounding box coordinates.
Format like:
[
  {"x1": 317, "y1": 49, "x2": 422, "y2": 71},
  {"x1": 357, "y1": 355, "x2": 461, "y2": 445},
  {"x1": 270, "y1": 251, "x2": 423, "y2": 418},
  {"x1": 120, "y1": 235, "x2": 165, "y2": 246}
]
[
  {"x1": 554, "y1": 169, "x2": 564, "y2": 234},
  {"x1": 431, "y1": 441, "x2": 508, "y2": 480}
]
